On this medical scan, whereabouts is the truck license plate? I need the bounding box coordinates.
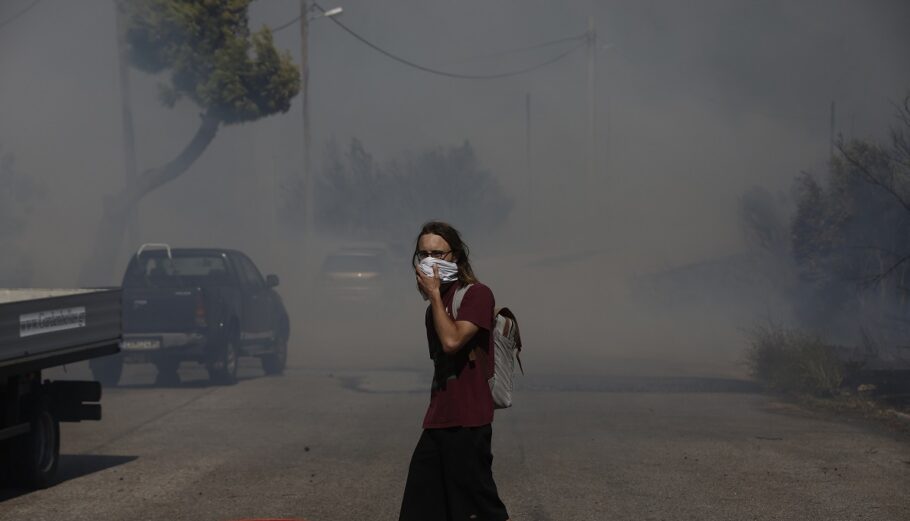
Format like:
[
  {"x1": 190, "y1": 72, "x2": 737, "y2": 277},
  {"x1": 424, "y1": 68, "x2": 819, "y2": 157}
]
[{"x1": 122, "y1": 338, "x2": 161, "y2": 351}]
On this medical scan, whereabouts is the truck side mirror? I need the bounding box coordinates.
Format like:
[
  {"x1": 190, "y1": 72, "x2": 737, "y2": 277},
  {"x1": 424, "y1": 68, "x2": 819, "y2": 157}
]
[{"x1": 266, "y1": 274, "x2": 280, "y2": 288}]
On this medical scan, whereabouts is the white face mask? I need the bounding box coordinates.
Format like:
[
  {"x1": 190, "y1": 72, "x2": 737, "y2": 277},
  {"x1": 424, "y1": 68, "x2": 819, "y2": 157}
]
[{"x1": 419, "y1": 257, "x2": 459, "y2": 283}]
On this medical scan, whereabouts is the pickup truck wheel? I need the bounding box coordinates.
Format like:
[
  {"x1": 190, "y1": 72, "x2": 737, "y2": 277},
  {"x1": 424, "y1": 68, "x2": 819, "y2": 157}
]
[
  {"x1": 89, "y1": 355, "x2": 123, "y2": 387},
  {"x1": 13, "y1": 404, "x2": 60, "y2": 489},
  {"x1": 261, "y1": 338, "x2": 288, "y2": 376},
  {"x1": 154, "y1": 359, "x2": 181, "y2": 386},
  {"x1": 208, "y1": 338, "x2": 238, "y2": 385}
]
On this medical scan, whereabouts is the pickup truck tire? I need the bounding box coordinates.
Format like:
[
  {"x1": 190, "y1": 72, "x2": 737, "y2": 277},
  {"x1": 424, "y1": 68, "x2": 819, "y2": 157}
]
[
  {"x1": 208, "y1": 337, "x2": 239, "y2": 385},
  {"x1": 12, "y1": 403, "x2": 60, "y2": 489},
  {"x1": 89, "y1": 355, "x2": 123, "y2": 387},
  {"x1": 261, "y1": 338, "x2": 288, "y2": 376}
]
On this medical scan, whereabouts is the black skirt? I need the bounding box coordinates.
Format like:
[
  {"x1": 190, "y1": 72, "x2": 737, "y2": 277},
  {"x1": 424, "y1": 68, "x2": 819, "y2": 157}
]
[{"x1": 399, "y1": 424, "x2": 509, "y2": 521}]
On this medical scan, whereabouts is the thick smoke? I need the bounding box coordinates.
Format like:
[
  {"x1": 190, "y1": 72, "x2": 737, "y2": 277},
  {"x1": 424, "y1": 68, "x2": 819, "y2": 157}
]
[{"x1": 1, "y1": 0, "x2": 909, "y2": 378}]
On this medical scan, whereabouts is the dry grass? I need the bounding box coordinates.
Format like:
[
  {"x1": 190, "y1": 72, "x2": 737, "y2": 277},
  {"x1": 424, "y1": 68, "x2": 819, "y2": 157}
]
[{"x1": 745, "y1": 322, "x2": 844, "y2": 396}]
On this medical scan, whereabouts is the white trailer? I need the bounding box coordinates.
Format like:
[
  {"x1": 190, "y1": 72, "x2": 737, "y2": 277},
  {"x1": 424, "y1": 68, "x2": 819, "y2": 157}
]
[{"x1": 0, "y1": 288, "x2": 121, "y2": 488}]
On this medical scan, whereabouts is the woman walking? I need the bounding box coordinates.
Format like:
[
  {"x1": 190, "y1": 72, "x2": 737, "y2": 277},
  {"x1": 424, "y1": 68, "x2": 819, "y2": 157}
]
[{"x1": 399, "y1": 221, "x2": 510, "y2": 521}]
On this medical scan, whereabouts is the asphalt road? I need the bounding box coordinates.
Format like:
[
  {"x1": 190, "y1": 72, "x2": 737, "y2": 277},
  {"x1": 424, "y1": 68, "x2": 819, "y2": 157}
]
[{"x1": 2, "y1": 357, "x2": 909, "y2": 521}]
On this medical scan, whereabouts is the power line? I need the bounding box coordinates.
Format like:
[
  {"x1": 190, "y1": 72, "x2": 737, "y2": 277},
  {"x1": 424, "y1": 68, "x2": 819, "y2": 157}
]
[
  {"x1": 271, "y1": 13, "x2": 302, "y2": 33},
  {"x1": 270, "y1": 6, "x2": 585, "y2": 65},
  {"x1": 436, "y1": 33, "x2": 587, "y2": 67},
  {"x1": 329, "y1": 20, "x2": 586, "y2": 80},
  {"x1": 274, "y1": 12, "x2": 585, "y2": 68},
  {"x1": 0, "y1": 0, "x2": 41, "y2": 30},
  {"x1": 271, "y1": 2, "x2": 332, "y2": 33},
  {"x1": 271, "y1": 3, "x2": 589, "y2": 80}
]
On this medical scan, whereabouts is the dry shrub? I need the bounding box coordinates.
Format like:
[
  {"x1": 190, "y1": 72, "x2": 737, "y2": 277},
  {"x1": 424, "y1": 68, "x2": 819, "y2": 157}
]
[{"x1": 746, "y1": 323, "x2": 844, "y2": 396}]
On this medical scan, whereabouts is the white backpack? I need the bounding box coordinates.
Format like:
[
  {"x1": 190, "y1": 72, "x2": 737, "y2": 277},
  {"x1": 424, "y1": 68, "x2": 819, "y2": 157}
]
[{"x1": 453, "y1": 284, "x2": 524, "y2": 409}]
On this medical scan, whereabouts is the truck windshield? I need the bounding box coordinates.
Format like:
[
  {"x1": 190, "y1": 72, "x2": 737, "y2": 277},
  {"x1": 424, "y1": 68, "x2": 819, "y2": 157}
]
[{"x1": 123, "y1": 255, "x2": 231, "y2": 288}]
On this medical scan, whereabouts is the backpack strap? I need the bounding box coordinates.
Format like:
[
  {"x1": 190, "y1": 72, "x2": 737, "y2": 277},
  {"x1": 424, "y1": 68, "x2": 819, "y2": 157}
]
[
  {"x1": 452, "y1": 283, "x2": 472, "y2": 319},
  {"x1": 453, "y1": 284, "x2": 494, "y2": 376}
]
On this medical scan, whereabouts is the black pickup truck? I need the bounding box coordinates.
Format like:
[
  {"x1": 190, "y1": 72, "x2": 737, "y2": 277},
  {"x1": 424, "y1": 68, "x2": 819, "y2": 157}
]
[{"x1": 90, "y1": 245, "x2": 290, "y2": 386}]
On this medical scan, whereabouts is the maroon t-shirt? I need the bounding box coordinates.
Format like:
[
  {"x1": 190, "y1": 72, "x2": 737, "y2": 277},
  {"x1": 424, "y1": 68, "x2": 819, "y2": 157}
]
[{"x1": 422, "y1": 282, "x2": 495, "y2": 429}]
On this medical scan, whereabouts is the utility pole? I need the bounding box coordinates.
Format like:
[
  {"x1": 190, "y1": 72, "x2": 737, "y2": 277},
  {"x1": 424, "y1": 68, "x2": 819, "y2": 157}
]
[
  {"x1": 829, "y1": 100, "x2": 836, "y2": 162},
  {"x1": 525, "y1": 92, "x2": 532, "y2": 246},
  {"x1": 586, "y1": 16, "x2": 597, "y2": 222},
  {"x1": 299, "y1": 0, "x2": 312, "y2": 248},
  {"x1": 114, "y1": 0, "x2": 139, "y2": 252},
  {"x1": 604, "y1": 47, "x2": 611, "y2": 182}
]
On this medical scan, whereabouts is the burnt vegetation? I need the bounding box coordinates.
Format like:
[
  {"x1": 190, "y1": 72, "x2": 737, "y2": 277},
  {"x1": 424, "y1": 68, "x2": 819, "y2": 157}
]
[
  {"x1": 744, "y1": 94, "x2": 910, "y2": 401},
  {"x1": 745, "y1": 322, "x2": 844, "y2": 397},
  {"x1": 290, "y1": 138, "x2": 512, "y2": 241}
]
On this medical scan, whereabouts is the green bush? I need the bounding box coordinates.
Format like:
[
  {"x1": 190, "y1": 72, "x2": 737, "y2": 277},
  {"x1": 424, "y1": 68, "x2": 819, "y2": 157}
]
[{"x1": 746, "y1": 323, "x2": 844, "y2": 396}]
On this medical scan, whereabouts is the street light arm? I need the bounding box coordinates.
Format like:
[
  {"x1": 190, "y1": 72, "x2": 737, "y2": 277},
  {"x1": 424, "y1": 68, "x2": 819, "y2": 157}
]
[
  {"x1": 271, "y1": 2, "x2": 342, "y2": 32},
  {"x1": 322, "y1": 7, "x2": 343, "y2": 18}
]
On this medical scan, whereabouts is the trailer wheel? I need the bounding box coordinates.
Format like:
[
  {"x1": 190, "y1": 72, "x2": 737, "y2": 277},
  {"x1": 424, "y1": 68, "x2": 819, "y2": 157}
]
[
  {"x1": 13, "y1": 405, "x2": 60, "y2": 489},
  {"x1": 90, "y1": 355, "x2": 123, "y2": 387}
]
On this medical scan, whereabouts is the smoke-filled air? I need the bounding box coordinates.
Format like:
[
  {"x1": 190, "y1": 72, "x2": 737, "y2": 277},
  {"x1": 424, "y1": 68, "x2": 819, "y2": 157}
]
[
  {"x1": 4, "y1": 1, "x2": 910, "y2": 519},
  {"x1": 4, "y1": 0, "x2": 909, "y2": 378}
]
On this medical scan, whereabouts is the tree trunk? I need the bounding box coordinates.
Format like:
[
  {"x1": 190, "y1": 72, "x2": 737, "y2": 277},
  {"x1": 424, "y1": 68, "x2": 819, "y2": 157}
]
[{"x1": 79, "y1": 114, "x2": 220, "y2": 285}]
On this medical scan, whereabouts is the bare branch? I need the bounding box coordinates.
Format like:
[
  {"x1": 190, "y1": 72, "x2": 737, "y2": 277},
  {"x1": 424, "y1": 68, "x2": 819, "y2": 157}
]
[
  {"x1": 837, "y1": 142, "x2": 910, "y2": 214},
  {"x1": 891, "y1": 128, "x2": 910, "y2": 169},
  {"x1": 857, "y1": 252, "x2": 910, "y2": 289},
  {"x1": 901, "y1": 94, "x2": 910, "y2": 124},
  {"x1": 843, "y1": 244, "x2": 903, "y2": 256}
]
